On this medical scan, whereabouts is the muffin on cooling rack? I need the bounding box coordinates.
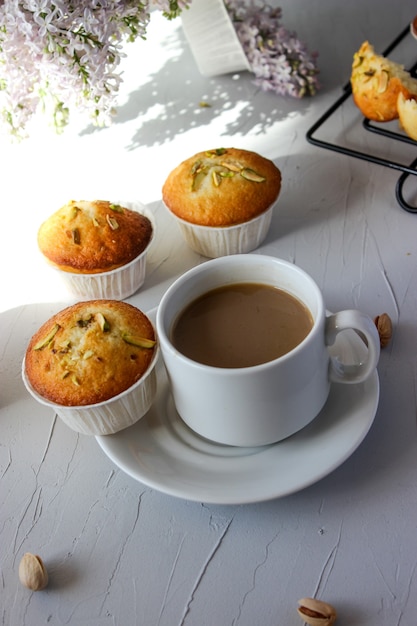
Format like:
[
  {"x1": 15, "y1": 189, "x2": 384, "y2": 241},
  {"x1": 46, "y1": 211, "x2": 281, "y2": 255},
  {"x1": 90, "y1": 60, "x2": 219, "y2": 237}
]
[
  {"x1": 162, "y1": 147, "x2": 281, "y2": 257},
  {"x1": 397, "y1": 92, "x2": 417, "y2": 141},
  {"x1": 22, "y1": 300, "x2": 158, "y2": 436},
  {"x1": 351, "y1": 41, "x2": 417, "y2": 122},
  {"x1": 37, "y1": 199, "x2": 154, "y2": 300}
]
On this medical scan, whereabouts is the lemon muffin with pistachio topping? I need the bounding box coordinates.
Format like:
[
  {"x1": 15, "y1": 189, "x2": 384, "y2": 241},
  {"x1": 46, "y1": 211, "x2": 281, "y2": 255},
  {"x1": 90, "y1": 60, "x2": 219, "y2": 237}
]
[
  {"x1": 351, "y1": 41, "x2": 417, "y2": 122},
  {"x1": 37, "y1": 199, "x2": 154, "y2": 299},
  {"x1": 22, "y1": 300, "x2": 158, "y2": 435},
  {"x1": 162, "y1": 147, "x2": 281, "y2": 257}
]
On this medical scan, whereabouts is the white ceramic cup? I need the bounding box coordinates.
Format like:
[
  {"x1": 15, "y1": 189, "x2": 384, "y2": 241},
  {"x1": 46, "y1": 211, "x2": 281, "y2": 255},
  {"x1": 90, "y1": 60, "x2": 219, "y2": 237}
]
[{"x1": 156, "y1": 255, "x2": 380, "y2": 447}]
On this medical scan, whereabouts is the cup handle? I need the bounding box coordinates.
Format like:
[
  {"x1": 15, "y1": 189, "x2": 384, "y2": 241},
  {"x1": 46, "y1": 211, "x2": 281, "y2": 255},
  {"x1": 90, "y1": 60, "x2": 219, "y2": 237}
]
[{"x1": 325, "y1": 310, "x2": 380, "y2": 384}]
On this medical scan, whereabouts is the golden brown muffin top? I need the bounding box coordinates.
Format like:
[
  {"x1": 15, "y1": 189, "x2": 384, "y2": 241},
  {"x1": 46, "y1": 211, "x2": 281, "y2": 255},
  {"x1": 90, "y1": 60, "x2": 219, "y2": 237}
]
[
  {"x1": 24, "y1": 300, "x2": 156, "y2": 406},
  {"x1": 162, "y1": 147, "x2": 281, "y2": 227},
  {"x1": 37, "y1": 200, "x2": 153, "y2": 273}
]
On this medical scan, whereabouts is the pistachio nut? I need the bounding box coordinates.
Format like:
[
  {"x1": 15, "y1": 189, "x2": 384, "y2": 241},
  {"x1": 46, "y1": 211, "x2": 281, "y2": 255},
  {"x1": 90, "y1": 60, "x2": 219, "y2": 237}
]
[
  {"x1": 96, "y1": 312, "x2": 110, "y2": 332},
  {"x1": 33, "y1": 324, "x2": 60, "y2": 351},
  {"x1": 72, "y1": 227, "x2": 81, "y2": 244},
  {"x1": 19, "y1": 553, "x2": 48, "y2": 591},
  {"x1": 374, "y1": 313, "x2": 392, "y2": 348},
  {"x1": 377, "y1": 69, "x2": 389, "y2": 93},
  {"x1": 122, "y1": 333, "x2": 156, "y2": 349},
  {"x1": 297, "y1": 597, "x2": 337, "y2": 626},
  {"x1": 240, "y1": 167, "x2": 266, "y2": 182},
  {"x1": 106, "y1": 214, "x2": 119, "y2": 230}
]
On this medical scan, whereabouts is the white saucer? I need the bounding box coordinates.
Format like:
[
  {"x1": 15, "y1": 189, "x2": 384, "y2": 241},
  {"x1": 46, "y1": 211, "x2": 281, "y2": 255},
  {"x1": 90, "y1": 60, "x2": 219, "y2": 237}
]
[{"x1": 96, "y1": 310, "x2": 380, "y2": 505}]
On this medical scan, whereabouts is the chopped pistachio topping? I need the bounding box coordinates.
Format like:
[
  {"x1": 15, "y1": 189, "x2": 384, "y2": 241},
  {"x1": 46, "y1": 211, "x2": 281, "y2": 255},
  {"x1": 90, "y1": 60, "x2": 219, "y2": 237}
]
[
  {"x1": 92, "y1": 217, "x2": 100, "y2": 227},
  {"x1": 96, "y1": 312, "x2": 110, "y2": 332},
  {"x1": 377, "y1": 69, "x2": 389, "y2": 93},
  {"x1": 240, "y1": 168, "x2": 266, "y2": 182},
  {"x1": 191, "y1": 169, "x2": 208, "y2": 191},
  {"x1": 33, "y1": 324, "x2": 60, "y2": 350},
  {"x1": 109, "y1": 203, "x2": 124, "y2": 213},
  {"x1": 191, "y1": 152, "x2": 265, "y2": 191},
  {"x1": 106, "y1": 214, "x2": 119, "y2": 230},
  {"x1": 72, "y1": 228, "x2": 81, "y2": 244},
  {"x1": 70, "y1": 206, "x2": 81, "y2": 219},
  {"x1": 220, "y1": 160, "x2": 242, "y2": 172},
  {"x1": 122, "y1": 333, "x2": 156, "y2": 349},
  {"x1": 205, "y1": 148, "x2": 226, "y2": 157},
  {"x1": 191, "y1": 160, "x2": 203, "y2": 176},
  {"x1": 83, "y1": 350, "x2": 94, "y2": 360},
  {"x1": 76, "y1": 315, "x2": 93, "y2": 328},
  {"x1": 212, "y1": 170, "x2": 221, "y2": 187},
  {"x1": 71, "y1": 374, "x2": 80, "y2": 386}
]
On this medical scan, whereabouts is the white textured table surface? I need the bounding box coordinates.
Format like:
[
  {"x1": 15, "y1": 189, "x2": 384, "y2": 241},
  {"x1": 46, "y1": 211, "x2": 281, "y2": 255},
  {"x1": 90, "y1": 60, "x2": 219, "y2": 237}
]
[{"x1": 2, "y1": 2, "x2": 417, "y2": 624}]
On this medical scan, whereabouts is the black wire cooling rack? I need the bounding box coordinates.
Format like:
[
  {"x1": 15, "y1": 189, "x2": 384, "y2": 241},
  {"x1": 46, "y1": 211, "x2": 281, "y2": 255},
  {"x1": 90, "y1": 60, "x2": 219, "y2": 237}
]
[{"x1": 306, "y1": 25, "x2": 417, "y2": 213}]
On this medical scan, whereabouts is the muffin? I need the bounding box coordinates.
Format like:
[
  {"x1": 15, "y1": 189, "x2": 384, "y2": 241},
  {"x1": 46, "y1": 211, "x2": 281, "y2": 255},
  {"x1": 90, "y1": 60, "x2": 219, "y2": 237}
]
[
  {"x1": 162, "y1": 147, "x2": 281, "y2": 257},
  {"x1": 37, "y1": 200, "x2": 154, "y2": 300},
  {"x1": 397, "y1": 92, "x2": 417, "y2": 141},
  {"x1": 351, "y1": 41, "x2": 417, "y2": 122},
  {"x1": 22, "y1": 300, "x2": 158, "y2": 435}
]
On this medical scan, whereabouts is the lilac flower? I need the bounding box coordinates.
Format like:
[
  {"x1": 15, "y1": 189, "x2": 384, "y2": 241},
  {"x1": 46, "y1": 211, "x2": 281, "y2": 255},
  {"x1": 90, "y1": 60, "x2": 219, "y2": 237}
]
[
  {"x1": 0, "y1": 0, "x2": 318, "y2": 139},
  {"x1": 151, "y1": 0, "x2": 191, "y2": 19},
  {"x1": 0, "y1": 1, "x2": 191, "y2": 138},
  {"x1": 225, "y1": 0, "x2": 320, "y2": 98}
]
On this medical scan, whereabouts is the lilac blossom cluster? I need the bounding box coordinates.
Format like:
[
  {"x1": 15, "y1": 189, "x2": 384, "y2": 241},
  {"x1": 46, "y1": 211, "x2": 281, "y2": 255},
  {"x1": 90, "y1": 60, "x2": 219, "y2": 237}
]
[
  {"x1": 225, "y1": 0, "x2": 320, "y2": 98},
  {"x1": 0, "y1": 0, "x2": 318, "y2": 138},
  {"x1": 0, "y1": 1, "x2": 190, "y2": 138}
]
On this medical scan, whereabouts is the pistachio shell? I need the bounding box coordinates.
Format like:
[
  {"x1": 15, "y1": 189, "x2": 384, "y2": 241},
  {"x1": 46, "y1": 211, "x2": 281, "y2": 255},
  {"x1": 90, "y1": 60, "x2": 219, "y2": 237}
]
[
  {"x1": 297, "y1": 598, "x2": 336, "y2": 626},
  {"x1": 19, "y1": 553, "x2": 48, "y2": 591},
  {"x1": 374, "y1": 313, "x2": 392, "y2": 348}
]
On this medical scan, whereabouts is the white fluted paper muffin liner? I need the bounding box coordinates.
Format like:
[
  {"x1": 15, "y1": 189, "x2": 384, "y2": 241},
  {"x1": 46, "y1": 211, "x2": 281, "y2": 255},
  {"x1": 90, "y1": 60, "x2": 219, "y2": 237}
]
[
  {"x1": 22, "y1": 346, "x2": 159, "y2": 436},
  {"x1": 168, "y1": 202, "x2": 275, "y2": 258},
  {"x1": 45, "y1": 201, "x2": 155, "y2": 301},
  {"x1": 181, "y1": 0, "x2": 251, "y2": 77}
]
